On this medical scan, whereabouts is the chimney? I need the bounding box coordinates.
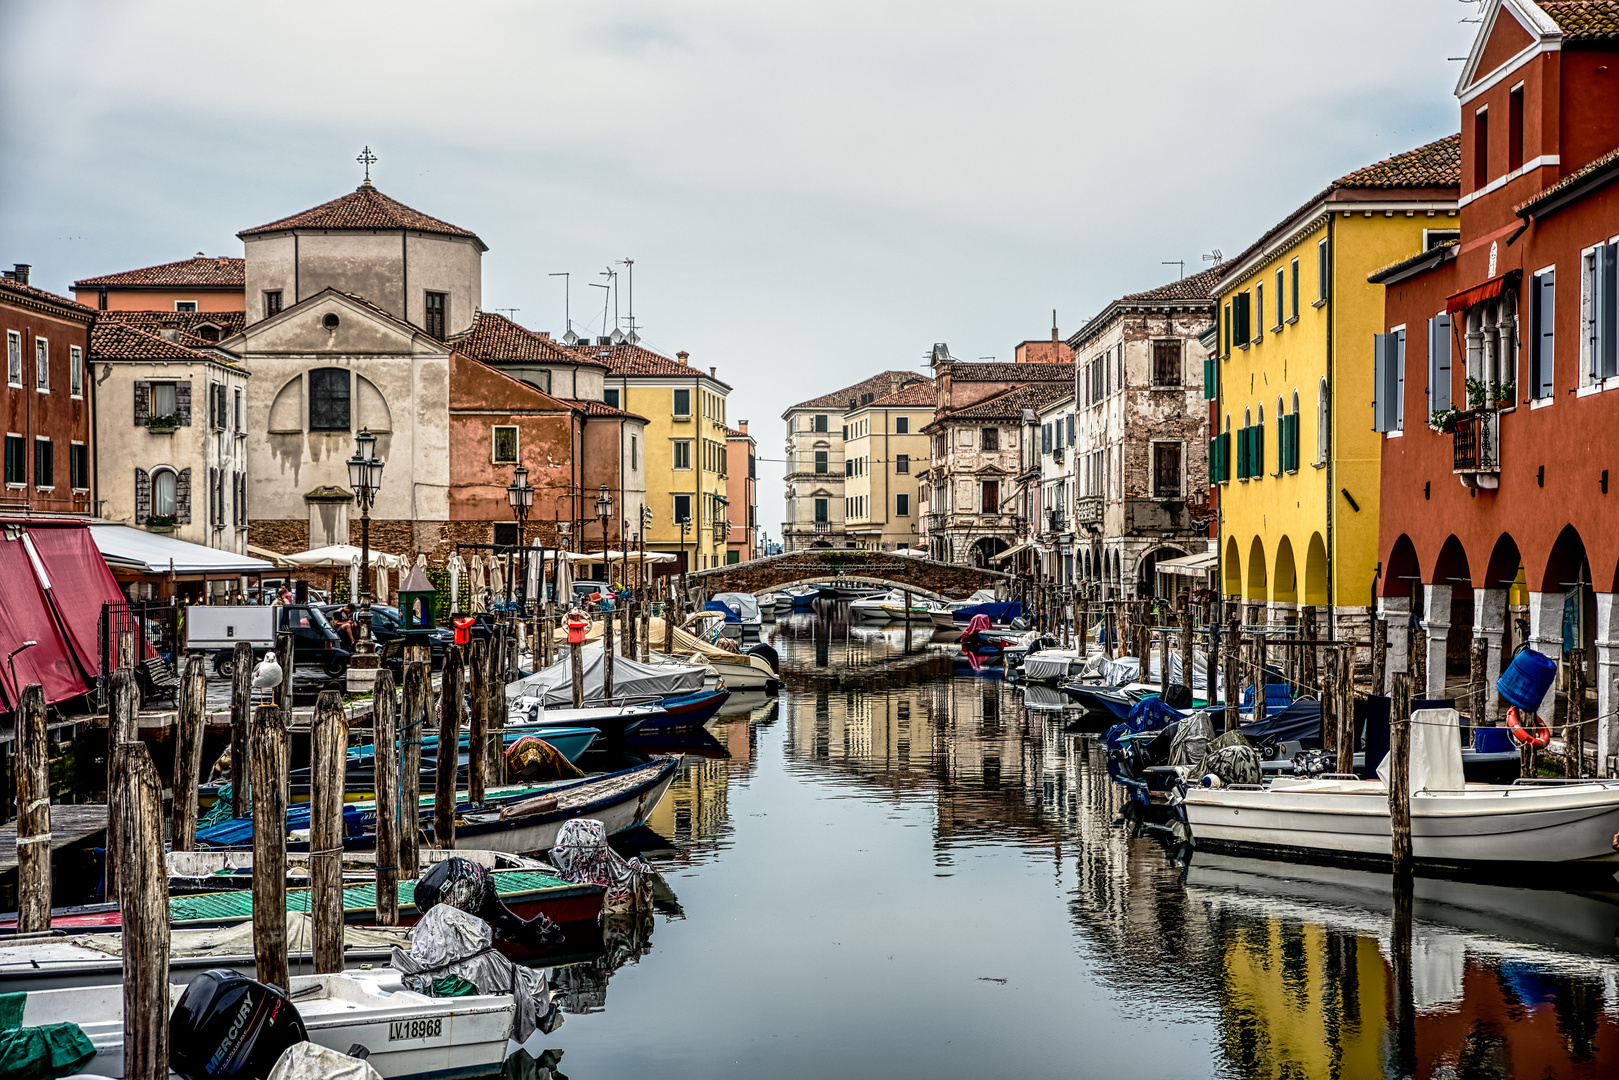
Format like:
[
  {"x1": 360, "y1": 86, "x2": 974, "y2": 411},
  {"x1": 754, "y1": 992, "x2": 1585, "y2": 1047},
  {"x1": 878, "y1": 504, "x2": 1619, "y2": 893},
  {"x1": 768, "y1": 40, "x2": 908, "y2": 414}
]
[
  {"x1": 538, "y1": 331, "x2": 550, "y2": 340},
  {"x1": 13, "y1": 264, "x2": 30, "y2": 286},
  {"x1": 738, "y1": 420, "x2": 748, "y2": 434},
  {"x1": 1051, "y1": 308, "x2": 1059, "y2": 342},
  {"x1": 709, "y1": 366, "x2": 716, "y2": 378},
  {"x1": 677, "y1": 351, "x2": 689, "y2": 362}
]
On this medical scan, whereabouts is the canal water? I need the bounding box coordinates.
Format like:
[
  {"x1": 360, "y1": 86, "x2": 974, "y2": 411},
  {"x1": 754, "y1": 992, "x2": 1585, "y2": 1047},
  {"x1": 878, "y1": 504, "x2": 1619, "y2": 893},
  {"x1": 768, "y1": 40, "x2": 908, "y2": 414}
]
[{"x1": 549, "y1": 607, "x2": 1618, "y2": 1079}]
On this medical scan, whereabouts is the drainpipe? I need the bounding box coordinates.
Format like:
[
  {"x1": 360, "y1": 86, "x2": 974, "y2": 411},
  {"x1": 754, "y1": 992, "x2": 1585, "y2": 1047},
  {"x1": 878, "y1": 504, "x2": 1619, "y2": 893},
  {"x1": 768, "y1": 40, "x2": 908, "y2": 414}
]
[{"x1": 1325, "y1": 214, "x2": 1336, "y2": 641}]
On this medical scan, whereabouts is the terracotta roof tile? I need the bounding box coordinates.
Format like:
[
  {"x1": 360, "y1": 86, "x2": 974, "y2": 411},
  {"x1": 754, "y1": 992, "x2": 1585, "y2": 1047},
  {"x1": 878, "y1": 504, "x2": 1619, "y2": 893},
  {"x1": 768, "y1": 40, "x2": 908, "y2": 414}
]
[
  {"x1": 948, "y1": 362, "x2": 1072, "y2": 383},
  {"x1": 90, "y1": 321, "x2": 217, "y2": 361},
  {"x1": 938, "y1": 381, "x2": 1072, "y2": 421},
  {"x1": 1335, "y1": 133, "x2": 1462, "y2": 189},
  {"x1": 451, "y1": 312, "x2": 604, "y2": 367},
  {"x1": 0, "y1": 276, "x2": 95, "y2": 317},
  {"x1": 860, "y1": 380, "x2": 937, "y2": 409},
  {"x1": 1121, "y1": 263, "x2": 1228, "y2": 303},
  {"x1": 566, "y1": 342, "x2": 732, "y2": 389},
  {"x1": 788, "y1": 370, "x2": 925, "y2": 411},
  {"x1": 1538, "y1": 1, "x2": 1619, "y2": 40},
  {"x1": 238, "y1": 184, "x2": 481, "y2": 242},
  {"x1": 560, "y1": 398, "x2": 648, "y2": 421},
  {"x1": 1515, "y1": 144, "x2": 1619, "y2": 216},
  {"x1": 75, "y1": 255, "x2": 244, "y2": 289},
  {"x1": 96, "y1": 310, "x2": 248, "y2": 337}
]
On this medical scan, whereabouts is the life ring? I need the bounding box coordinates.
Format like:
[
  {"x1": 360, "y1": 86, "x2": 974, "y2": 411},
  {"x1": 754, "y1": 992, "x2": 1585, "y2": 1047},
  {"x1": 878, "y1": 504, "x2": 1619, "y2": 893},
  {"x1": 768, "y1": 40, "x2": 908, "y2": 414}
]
[{"x1": 1505, "y1": 705, "x2": 1550, "y2": 749}]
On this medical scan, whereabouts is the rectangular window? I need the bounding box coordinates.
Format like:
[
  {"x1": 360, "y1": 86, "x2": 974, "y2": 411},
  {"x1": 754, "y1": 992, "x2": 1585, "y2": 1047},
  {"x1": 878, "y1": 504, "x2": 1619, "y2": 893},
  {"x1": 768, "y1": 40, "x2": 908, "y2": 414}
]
[
  {"x1": 6, "y1": 331, "x2": 19, "y2": 387},
  {"x1": 492, "y1": 425, "x2": 518, "y2": 463},
  {"x1": 1232, "y1": 292, "x2": 1251, "y2": 343},
  {"x1": 69, "y1": 346, "x2": 83, "y2": 398},
  {"x1": 980, "y1": 479, "x2": 999, "y2": 512},
  {"x1": 424, "y1": 291, "x2": 447, "y2": 340},
  {"x1": 895, "y1": 416, "x2": 909, "y2": 434},
  {"x1": 1474, "y1": 107, "x2": 1489, "y2": 191},
  {"x1": 813, "y1": 414, "x2": 828, "y2": 433},
  {"x1": 1428, "y1": 312, "x2": 1454, "y2": 412},
  {"x1": 151, "y1": 381, "x2": 178, "y2": 420},
  {"x1": 4, "y1": 435, "x2": 23, "y2": 486},
  {"x1": 307, "y1": 368, "x2": 350, "y2": 430},
  {"x1": 1587, "y1": 241, "x2": 1619, "y2": 381},
  {"x1": 631, "y1": 435, "x2": 639, "y2": 470},
  {"x1": 675, "y1": 441, "x2": 693, "y2": 470},
  {"x1": 234, "y1": 387, "x2": 243, "y2": 432},
  {"x1": 812, "y1": 497, "x2": 827, "y2": 523},
  {"x1": 33, "y1": 438, "x2": 52, "y2": 488},
  {"x1": 175, "y1": 301, "x2": 197, "y2": 313},
  {"x1": 1222, "y1": 304, "x2": 1232, "y2": 355},
  {"x1": 35, "y1": 338, "x2": 47, "y2": 390},
  {"x1": 1255, "y1": 283, "x2": 1264, "y2": 341},
  {"x1": 1152, "y1": 340, "x2": 1182, "y2": 386},
  {"x1": 673, "y1": 388, "x2": 691, "y2": 417},
  {"x1": 236, "y1": 473, "x2": 246, "y2": 525},
  {"x1": 1042, "y1": 423, "x2": 1052, "y2": 454},
  {"x1": 1508, "y1": 85, "x2": 1524, "y2": 173},
  {"x1": 1067, "y1": 413, "x2": 1075, "y2": 445},
  {"x1": 70, "y1": 443, "x2": 88, "y2": 490},
  {"x1": 264, "y1": 290, "x2": 283, "y2": 318},
  {"x1": 675, "y1": 493, "x2": 693, "y2": 524},
  {"x1": 980, "y1": 427, "x2": 999, "y2": 451},
  {"x1": 845, "y1": 459, "x2": 854, "y2": 477},
  {"x1": 1275, "y1": 270, "x2": 1286, "y2": 329},
  {"x1": 895, "y1": 453, "x2": 909, "y2": 473},
  {"x1": 1318, "y1": 240, "x2": 1330, "y2": 303},
  {"x1": 1152, "y1": 443, "x2": 1180, "y2": 497},
  {"x1": 1290, "y1": 258, "x2": 1300, "y2": 319},
  {"x1": 604, "y1": 388, "x2": 619, "y2": 409}
]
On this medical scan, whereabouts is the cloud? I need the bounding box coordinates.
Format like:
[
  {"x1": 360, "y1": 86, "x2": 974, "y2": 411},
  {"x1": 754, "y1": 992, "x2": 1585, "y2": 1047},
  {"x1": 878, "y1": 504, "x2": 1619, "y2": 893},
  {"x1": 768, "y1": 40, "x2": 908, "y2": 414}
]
[{"x1": 0, "y1": 0, "x2": 1476, "y2": 537}]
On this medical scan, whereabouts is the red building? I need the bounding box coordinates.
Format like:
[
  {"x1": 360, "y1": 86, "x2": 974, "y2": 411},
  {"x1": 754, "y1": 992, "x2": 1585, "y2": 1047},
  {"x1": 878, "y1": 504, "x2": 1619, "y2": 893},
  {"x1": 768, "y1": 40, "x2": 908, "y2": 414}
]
[
  {"x1": 1, "y1": 266, "x2": 95, "y2": 519},
  {"x1": 1371, "y1": 0, "x2": 1619, "y2": 765}
]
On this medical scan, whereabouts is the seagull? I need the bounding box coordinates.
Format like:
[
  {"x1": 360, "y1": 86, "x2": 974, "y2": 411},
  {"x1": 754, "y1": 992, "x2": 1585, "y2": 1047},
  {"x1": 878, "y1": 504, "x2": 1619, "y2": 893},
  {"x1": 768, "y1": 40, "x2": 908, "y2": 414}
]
[{"x1": 253, "y1": 653, "x2": 283, "y2": 702}]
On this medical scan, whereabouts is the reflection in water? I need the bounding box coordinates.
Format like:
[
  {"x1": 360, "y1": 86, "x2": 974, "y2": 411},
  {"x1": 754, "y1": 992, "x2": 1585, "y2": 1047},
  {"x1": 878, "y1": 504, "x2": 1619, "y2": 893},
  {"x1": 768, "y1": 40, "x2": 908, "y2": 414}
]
[{"x1": 557, "y1": 609, "x2": 1618, "y2": 1079}]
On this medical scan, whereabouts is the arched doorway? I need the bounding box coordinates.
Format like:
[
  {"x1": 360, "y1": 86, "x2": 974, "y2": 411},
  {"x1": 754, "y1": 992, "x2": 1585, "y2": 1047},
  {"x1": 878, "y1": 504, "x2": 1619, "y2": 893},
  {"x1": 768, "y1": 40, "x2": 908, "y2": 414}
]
[
  {"x1": 1245, "y1": 536, "x2": 1268, "y2": 607},
  {"x1": 1139, "y1": 545, "x2": 1187, "y2": 600},
  {"x1": 1223, "y1": 536, "x2": 1243, "y2": 600},
  {"x1": 970, "y1": 537, "x2": 1008, "y2": 568},
  {"x1": 1304, "y1": 533, "x2": 1328, "y2": 606},
  {"x1": 1273, "y1": 536, "x2": 1298, "y2": 606}
]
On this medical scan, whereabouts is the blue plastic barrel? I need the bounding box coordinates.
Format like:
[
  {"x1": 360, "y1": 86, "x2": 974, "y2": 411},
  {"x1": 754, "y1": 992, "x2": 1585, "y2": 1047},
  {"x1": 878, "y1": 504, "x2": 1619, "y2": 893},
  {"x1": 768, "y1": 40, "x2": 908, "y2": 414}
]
[{"x1": 1497, "y1": 648, "x2": 1557, "y2": 713}]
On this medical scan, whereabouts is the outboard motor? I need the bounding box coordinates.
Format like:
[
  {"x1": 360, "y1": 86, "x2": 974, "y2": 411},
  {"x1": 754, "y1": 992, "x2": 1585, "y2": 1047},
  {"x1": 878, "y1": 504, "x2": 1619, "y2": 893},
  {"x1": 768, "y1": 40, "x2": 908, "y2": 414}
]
[
  {"x1": 169, "y1": 969, "x2": 307, "y2": 1080},
  {"x1": 1162, "y1": 684, "x2": 1193, "y2": 709},
  {"x1": 745, "y1": 642, "x2": 780, "y2": 675}
]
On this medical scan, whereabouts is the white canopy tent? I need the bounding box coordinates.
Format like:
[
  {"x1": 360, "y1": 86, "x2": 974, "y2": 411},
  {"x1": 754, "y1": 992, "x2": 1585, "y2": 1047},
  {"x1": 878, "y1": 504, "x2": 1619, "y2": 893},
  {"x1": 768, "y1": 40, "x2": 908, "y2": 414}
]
[{"x1": 276, "y1": 544, "x2": 407, "y2": 570}]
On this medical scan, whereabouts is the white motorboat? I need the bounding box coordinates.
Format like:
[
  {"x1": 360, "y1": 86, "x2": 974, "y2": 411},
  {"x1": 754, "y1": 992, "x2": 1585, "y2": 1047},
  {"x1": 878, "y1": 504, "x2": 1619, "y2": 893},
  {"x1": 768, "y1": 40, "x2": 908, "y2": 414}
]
[
  {"x1": 1183, "y1": 706, "x2": 1619, "y2": 878},
  {"x1": 1020, "y1": 648, "x2": 1089, "y2": 683},
  {"x1": 505, "y1": 643, "x2": 707, "y2": 707},
  {"x1": 847, "y1": 590, "x2": 903, "y2": 620},
  {"x1": 876, "y1": 595, "x2": 941, "y2": 620},
  {"x1": 15, "y1": 969, "x2": 519, "y2": 1079},
  {"x1": 668, "y1": 611, "x2": 780, "y2": 691},
  {"x1": 709, "y1": 592, "x2": 763, "y2": 639}
]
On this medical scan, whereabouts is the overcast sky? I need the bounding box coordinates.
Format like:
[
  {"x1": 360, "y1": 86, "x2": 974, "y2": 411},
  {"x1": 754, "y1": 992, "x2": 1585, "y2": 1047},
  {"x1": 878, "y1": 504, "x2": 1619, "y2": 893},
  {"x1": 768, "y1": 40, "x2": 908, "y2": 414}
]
[{"x1": 0, "y1": 1, "x2": 1477, "y2": 538}]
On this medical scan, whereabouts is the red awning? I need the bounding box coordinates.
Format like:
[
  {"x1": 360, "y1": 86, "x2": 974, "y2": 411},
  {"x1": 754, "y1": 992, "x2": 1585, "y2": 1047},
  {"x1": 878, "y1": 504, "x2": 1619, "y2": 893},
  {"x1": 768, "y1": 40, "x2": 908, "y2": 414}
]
[
  {"x1": 0, "y1": 535, "x2": 88, "y2": 709},
  {"x1": 1446, "y1": 271, "x2": 1519, "y2": 315},
  {"x1": 27, "y1": 524, "x2": 137, "y2": 676}
]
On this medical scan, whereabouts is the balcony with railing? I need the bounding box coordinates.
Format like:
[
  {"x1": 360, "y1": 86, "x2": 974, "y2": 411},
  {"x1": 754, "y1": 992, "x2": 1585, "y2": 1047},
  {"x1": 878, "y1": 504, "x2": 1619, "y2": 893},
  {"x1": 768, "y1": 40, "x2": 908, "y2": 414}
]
[
  {"x1": 1073, "y1": 496, "x2": 1103, "y2": 526},
  {"x1": 1045, "y1": 509, "x2": 1067, "y2": 534},
  {"x1": 1452, "y1": 410, "x2": 1500, "y2": 482}
]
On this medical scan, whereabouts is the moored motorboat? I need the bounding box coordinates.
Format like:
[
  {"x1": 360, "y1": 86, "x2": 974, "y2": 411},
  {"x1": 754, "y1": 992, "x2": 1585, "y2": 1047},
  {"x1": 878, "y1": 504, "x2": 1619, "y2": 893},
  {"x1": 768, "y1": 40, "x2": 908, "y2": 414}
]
[
  {"x1": 632, "y1": 688, "x2": 731, "y2": 731},
  {"x1": 1182, "y1": 706, "x2": 1619, "y2": 880}
]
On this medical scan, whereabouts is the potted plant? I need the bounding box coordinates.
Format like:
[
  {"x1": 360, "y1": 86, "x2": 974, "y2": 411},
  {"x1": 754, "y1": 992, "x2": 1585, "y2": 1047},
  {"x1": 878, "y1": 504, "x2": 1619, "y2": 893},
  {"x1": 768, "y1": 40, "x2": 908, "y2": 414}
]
[
  {"x1": 146, "y1": 514, "x2": 177, "y2": 534},
  {"x1": 1430, "y1": 407, "x2": 1463, "y2": 433},
  {"x1": 1491, "y1": 380, "x2": 1516, "y2": 409},
  {"x1": 147, "y1": 413, "x2": 179, "y2": 432},
  {"x1": 1464, "y1": 377, "x2": 1489, "y2": 410}
]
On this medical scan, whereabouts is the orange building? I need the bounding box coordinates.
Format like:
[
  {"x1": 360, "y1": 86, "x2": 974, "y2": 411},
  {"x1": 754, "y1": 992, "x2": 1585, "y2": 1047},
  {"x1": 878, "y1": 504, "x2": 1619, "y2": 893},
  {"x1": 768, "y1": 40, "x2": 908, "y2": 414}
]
[
  {"x1": 726, "y1": 421, "x2": 757, "y2": 562},
  {"x1": 73, "y1": 254, "x2": 245, "y2": 314}
]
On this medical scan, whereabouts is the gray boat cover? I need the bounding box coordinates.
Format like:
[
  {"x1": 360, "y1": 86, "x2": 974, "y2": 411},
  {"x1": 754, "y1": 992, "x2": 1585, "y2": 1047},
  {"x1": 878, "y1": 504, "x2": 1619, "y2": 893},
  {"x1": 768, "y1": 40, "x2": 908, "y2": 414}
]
[
  {"x1": 1099, "y1": 650, "x2": 1213, "y2": 693},
  {"x1": 390, "y1": 904, "x2": 562, "y2": 1042},
  {"x1": 267, "y1": 1044, "x2": 383, "y2": 1080},
  {"x1": 1169, "y1": 712, "x2": 1217, "y2": 766},
  {"x1": 504, "y1": 643, "x2": 706, "y2": 707},
  {"x1": 712, "y1": 592, "x2": 762, "y2": 623}
]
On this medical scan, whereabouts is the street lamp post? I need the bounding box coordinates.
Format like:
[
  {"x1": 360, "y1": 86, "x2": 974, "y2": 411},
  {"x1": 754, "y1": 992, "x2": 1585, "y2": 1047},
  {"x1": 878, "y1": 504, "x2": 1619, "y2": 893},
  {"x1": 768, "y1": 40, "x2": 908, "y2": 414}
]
[
  {"x1": 507, "y1": 465, "x2": 534, "y2": 610},
  {"x1": 346, "y1": 428, "x2": 385, "y2": 656},
  {"x1": 595, "y1": 484, "x2": 614, "y2": 588}
]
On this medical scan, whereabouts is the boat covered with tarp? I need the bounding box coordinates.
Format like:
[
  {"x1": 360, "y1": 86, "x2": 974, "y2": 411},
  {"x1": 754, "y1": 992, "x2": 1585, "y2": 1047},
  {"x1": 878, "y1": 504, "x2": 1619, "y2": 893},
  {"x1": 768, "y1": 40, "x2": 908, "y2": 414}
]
[{"x1": 504, "y1": 643, "x2": 706, "y2": 708}]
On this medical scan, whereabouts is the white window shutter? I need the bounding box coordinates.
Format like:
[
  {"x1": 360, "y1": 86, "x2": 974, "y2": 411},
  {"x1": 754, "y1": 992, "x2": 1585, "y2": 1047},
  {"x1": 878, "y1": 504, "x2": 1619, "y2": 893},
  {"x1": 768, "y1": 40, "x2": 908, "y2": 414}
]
[
  {"x1": 1374, "y1": 334, "x2": 1389, "y2": 432},
  {"x1": 1396, "y1": 330, "x2": 1406, "y2": 430},
  {"x1": 1433, "y1": 314, "x2": 1452, "y2": 411}
]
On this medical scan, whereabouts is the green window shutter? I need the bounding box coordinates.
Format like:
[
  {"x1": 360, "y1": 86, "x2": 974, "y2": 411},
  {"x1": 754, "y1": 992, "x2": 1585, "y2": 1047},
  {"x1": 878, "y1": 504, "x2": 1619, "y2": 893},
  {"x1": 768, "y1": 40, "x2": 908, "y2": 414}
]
[
  {"x1": 1291, "y1": 414, "x2": 1300, "y2": 471},
  {"x1": 1254, "y1": 425, "x2": 1264, "y2": 478},
  {"x1": 1204, "y1": 357, "x2": 1216, "y2": 399},
  {"x1": 1220, "y1": 431, "x2": 1231, "y2": 483}
]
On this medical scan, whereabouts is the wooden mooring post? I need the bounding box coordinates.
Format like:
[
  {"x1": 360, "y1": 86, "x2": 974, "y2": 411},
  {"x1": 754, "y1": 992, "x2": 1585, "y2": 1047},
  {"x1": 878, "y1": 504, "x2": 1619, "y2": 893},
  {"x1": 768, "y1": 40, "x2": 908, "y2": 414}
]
[
  {"x1": 116, "y1": 739, "x2": 167, "y2": 1080},
  {"x1": 310, "y1": 690, "x2": 347, "y2": 973},
  {"x1": 571, "y1": 629, "x2": 587, "y2": 710},
  {"x1": 436, "y1": 647, "x2": 463, "y2": 848},
  {"x1": 468, "y1": 638, "x2": 489, "y2": 804},
  {"x1": 400, "y1": 661, "x2": 429, "y2": 879},
  {"x1": 105, "y1": 667, "x2": 137, "y2": 901},
  {"x1": 373, "y1": 668, "x2": 400, "y2": 925},
  {"x1": 1372, "y1": 616, "x2": 1388, "y2": 695},
  {"x1": 1323, "y1": 648, "x2": 1343, "y2": 769},
  {"x1": 1177, "y1": 597, "x2": 1193, "y2": 696},
  {"x1": 15, "y1": 684, "x2": 51, "y2": 933},
  {"x1": 230, "y1": 641, "x2": 253, "y2": 817},
  {"x1": 1389, "y1": 670, "x2": 1414, "y2": 877},
  {"x1": 170, "y1": 657, "x2": 207, "y2": 851},
  {"x1": 1567, "y1": 648, "x2": 1586, "y2": 779},
  {"x1": 603, "y1": 605, "x2": 616, "y2": 702},
  {"x1": 251, "y1": 704, "x2": 289, "y2": 990},
  {"x1": 1299, "y1": 606, "x2": 1319, "y2": 697}
]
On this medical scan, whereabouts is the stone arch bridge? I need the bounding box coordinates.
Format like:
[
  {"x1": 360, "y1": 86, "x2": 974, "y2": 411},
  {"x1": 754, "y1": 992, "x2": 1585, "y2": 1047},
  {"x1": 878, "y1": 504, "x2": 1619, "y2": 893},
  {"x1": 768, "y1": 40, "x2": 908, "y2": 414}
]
[{"x1": 686, "y1": 550, "x2": 1010, "y2": 603}]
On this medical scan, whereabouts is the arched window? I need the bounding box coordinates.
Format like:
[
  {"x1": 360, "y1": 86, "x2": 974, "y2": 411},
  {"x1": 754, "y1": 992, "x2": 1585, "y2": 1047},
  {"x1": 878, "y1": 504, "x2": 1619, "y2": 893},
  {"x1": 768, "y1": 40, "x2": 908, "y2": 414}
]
[
  {"x1": 1277, "y1": 396, "x2": 1286, "y2": 473},
  {"x1": 1317, "y1": 377, "x2": 1330, "y2": 463},
  {"x1": 152, "y1": 468, "x2": 177, "y2": 517}
]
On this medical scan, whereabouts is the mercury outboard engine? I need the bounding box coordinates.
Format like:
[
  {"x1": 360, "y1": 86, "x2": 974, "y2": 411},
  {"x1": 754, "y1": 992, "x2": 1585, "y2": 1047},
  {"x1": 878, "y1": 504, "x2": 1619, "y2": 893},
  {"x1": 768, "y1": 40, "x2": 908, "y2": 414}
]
[
  {"x1": 170, "y1": 969, "x2": 307, "y2": 1080},
  {"x1": 746, "y1": 642, "x2": 780, "y2": 675}
]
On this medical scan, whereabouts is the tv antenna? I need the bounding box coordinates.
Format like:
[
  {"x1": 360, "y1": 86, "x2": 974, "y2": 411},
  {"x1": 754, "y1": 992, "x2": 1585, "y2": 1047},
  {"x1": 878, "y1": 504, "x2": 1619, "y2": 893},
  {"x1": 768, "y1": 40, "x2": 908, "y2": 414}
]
[
  {"x1": 548, "y1": 273, "x2": 575, "y2": 343},
  {"x1": 616, "y1": 258, "x2": 637, "y2": 341},
  {"x1": 492, "y1": 307, "x2": 520, "y2": 320},
  {"x1": 588, "y1": 280, "x2": 610, "y2": 339},
  {"x1": 1203, "y1": 250, "x2": 1224, "y2": 265},
  {"x1": 1162, "y1": 260, "x2": 1185, "y2": 280}
]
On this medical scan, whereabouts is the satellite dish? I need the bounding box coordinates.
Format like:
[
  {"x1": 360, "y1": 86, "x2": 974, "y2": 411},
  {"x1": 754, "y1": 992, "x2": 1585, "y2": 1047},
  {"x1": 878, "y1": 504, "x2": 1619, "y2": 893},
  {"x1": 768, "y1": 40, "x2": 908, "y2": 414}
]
[
  {"x1": 562, "y1": 328, "x2": 580, "y2": 345},
  {"x1": 610, "y1": 328, "x2": 626, "y2": 345},
  {"x1": 625, "y1": 330, "x2": 641, "y2": 345}
]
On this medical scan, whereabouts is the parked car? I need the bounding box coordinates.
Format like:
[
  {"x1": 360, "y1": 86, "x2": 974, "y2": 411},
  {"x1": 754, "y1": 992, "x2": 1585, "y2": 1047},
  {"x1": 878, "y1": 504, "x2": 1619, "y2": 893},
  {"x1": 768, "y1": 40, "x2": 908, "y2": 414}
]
[{"x1": 320, "y1": 604, "x2": 453, "y2": 667}]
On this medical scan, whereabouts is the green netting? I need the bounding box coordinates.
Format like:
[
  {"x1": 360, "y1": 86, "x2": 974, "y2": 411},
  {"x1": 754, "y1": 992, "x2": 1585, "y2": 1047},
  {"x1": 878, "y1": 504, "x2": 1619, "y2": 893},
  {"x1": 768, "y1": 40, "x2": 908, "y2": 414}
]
[{"x1": 169, "y1": 869, "x2": 573, "y2": 925}]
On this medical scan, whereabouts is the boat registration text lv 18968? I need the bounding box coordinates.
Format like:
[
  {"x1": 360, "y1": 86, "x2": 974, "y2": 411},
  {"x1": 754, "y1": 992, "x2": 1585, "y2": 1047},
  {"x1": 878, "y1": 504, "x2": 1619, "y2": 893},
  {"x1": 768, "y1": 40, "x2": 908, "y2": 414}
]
[{"x1": 390, "y1": 1018, "x2": 443, "y2": 1041}]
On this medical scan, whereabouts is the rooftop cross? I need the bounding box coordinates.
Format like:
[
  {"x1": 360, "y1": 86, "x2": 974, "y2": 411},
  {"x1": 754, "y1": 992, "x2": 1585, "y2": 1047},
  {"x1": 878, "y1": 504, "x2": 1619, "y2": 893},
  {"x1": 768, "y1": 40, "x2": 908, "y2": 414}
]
[{"x1": 356, "y1": 145, "x2": 377, "y2": 186}]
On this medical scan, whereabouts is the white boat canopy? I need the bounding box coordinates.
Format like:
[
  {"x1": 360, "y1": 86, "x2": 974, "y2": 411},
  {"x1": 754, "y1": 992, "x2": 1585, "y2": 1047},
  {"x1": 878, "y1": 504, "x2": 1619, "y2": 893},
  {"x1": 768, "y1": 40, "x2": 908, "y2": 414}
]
[{"x1": 505, "y1": 641, "x2": 707, "y2": 706}]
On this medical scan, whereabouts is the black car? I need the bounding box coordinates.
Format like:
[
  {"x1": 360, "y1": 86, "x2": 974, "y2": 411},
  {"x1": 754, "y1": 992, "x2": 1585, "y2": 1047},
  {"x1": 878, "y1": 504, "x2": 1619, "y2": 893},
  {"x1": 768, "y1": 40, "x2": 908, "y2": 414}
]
[
  {"x1": 211, "y1": 604, "x2": 351, "y2": 678},
  {"x1": 321, "y1": 604, "x2": 454, "y2": 668}
]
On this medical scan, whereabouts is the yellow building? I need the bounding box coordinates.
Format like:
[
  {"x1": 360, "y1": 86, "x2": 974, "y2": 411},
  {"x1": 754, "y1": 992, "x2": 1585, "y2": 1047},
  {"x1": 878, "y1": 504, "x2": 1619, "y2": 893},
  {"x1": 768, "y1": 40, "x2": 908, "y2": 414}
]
[
  {"x1": 843, "y1": 380, "x2": 935, "y2": 551},
  {"x1": 1212, "y1": 135, "x2": 1458, "y2": 634},
  {"x1": 590, "y1": 343, "x2": 733, "y2": 572}
]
